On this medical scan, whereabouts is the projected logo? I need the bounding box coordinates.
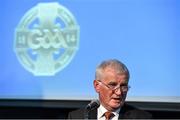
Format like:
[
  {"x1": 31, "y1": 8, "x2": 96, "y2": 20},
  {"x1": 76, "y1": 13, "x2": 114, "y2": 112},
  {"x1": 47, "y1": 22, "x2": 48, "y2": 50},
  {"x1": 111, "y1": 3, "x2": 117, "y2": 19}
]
[{"x1": 14, "y1": 3, "x2": 79, "y2": 76}]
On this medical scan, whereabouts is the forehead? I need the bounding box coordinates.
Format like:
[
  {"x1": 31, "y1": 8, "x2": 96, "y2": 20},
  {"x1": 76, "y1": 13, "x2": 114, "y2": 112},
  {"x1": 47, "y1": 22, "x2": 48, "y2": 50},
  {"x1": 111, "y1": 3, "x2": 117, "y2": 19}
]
[{"x1": 103, "y1": 68, "x2": 129, "y2": 83}]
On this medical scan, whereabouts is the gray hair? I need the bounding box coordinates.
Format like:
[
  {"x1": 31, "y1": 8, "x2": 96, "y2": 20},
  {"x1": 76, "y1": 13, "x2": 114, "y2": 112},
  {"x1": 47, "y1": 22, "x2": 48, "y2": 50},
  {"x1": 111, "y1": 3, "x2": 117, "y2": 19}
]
[{"x1": 95, "y1": 59, "x2": 130, "y2": 80}]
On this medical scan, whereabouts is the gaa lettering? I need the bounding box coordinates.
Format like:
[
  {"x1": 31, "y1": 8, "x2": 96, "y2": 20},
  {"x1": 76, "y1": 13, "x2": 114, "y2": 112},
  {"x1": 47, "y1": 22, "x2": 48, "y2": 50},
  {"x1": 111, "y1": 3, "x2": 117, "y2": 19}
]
[{"x1": 28, "y1": 29, "x2": 68, "y2": 49}]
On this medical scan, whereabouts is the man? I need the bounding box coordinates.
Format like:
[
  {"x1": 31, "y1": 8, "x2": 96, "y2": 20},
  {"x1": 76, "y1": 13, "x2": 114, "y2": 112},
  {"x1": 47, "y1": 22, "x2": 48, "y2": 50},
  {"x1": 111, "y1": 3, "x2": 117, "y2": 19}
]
[{"x1": 68, "y1": 59, "x2": 152, "y2": 119}]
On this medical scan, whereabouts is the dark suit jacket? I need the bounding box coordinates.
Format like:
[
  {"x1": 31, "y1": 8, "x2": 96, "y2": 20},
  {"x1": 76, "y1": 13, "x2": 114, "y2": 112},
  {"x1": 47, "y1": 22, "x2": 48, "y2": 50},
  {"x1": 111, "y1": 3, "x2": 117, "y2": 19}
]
[{"x1": 68, "y1": 103, "x2": 152, "y2": 119}]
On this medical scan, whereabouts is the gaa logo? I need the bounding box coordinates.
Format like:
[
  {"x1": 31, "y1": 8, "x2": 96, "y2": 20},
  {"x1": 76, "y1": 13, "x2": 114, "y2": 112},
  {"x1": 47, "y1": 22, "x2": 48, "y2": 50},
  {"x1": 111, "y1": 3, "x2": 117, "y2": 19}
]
[{"x1": 14, "y1": 3, "x2": 80, "y2": 76}]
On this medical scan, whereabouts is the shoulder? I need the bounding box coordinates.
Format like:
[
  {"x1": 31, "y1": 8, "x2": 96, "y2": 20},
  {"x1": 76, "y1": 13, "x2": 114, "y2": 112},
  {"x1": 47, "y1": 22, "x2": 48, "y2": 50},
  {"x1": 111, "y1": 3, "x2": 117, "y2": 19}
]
[
  {"x1": 68, "y1": 107, "x2": 97, "y2": 119},
  {"x1": 68, "y1": 108, "x2": 85, "y2": 119},
  {"x1": 120, "y1": 103, "x2": 152, "y2": 119}
]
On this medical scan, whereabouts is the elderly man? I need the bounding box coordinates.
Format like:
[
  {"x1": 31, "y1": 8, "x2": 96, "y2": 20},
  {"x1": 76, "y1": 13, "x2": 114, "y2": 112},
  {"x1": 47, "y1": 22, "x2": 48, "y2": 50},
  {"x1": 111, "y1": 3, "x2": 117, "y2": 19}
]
[{"x1": 68, "y1": 59, "x2": 152, "y2": 119}]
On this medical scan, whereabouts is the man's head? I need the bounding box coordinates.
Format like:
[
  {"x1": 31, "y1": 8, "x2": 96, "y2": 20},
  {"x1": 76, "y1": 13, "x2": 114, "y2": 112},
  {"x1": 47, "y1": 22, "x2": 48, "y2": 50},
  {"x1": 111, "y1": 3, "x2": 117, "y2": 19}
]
[{"x1": 94, "y1": 59, "x2": 130, "y2": 111}]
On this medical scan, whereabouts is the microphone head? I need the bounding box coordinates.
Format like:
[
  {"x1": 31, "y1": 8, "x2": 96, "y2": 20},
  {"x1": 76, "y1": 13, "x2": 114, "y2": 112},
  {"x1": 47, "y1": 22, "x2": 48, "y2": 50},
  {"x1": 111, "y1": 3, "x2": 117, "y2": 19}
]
[{"x1": 86, "y1": 100, "x2": 100, "y2": 110}]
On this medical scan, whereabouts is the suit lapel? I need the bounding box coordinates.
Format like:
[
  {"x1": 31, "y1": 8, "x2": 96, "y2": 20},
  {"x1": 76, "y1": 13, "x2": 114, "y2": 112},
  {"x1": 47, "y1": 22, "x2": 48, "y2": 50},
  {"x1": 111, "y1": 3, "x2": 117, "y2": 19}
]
[{"x1": 118, "y1": 103, "x2": 128, "y2": 119}]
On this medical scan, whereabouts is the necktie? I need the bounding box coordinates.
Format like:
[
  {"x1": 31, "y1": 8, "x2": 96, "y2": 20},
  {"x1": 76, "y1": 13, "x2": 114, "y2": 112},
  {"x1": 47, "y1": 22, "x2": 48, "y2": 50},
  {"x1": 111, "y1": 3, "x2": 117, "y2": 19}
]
[{"x1": 104, "y1": 111, "x2": 114, "y2": 120}]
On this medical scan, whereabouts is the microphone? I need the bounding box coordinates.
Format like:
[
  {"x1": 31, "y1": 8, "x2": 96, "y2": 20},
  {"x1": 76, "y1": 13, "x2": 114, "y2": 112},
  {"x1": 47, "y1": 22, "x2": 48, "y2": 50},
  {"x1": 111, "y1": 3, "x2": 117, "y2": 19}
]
[
  {"x1": 84, "y1": 100, "x2": 100, "y2": 119},
  {"x1": 86, "y1": 100, "x2": 100, "y2": 110}
]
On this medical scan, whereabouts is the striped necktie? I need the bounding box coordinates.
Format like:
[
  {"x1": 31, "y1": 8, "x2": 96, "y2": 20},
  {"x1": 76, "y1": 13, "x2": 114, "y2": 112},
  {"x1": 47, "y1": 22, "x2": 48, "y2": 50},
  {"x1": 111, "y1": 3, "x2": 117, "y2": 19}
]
[{"x1": 104, "y1": 111, "x2": 114, "y2": 120}]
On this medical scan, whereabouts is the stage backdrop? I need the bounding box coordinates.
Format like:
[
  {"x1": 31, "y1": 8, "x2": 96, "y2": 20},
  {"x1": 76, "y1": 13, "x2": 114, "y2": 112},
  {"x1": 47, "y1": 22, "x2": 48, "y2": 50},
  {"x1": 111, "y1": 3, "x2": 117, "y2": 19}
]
[{"x1": 0, "y1": 0, "x2": 179, "y2": 102}]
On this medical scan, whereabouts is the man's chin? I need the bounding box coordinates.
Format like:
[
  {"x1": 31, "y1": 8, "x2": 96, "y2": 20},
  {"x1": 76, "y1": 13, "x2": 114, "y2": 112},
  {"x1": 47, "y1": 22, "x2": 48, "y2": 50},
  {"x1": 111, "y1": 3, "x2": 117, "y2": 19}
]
[{"x1": 111, "y1": 100, "x2": 124, "y2": 108}]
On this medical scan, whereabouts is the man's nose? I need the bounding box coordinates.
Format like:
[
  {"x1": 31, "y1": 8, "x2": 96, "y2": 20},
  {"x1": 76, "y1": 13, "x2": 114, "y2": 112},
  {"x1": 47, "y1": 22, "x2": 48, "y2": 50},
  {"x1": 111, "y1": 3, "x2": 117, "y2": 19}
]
[{"x1": 114, "y1": 87, "x2": 122, "y2": 95}]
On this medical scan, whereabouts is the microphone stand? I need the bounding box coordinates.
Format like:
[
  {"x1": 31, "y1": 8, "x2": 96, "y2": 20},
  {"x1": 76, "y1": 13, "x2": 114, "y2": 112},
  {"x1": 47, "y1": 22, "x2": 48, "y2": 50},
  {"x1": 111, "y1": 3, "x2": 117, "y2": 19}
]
[
  {"x1": 84, "y1": 108, "x2": 89, "y2": 120},
  {"x1": 84, "y1": 100, "x2": 99, "y2": 120}
]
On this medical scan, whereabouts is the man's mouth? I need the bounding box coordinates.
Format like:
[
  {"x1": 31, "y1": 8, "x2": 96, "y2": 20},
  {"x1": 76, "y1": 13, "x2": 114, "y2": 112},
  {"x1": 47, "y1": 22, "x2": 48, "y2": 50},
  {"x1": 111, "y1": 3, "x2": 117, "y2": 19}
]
[{"x1": 113, "y1": 98, "x2": 121, "y2": 101}]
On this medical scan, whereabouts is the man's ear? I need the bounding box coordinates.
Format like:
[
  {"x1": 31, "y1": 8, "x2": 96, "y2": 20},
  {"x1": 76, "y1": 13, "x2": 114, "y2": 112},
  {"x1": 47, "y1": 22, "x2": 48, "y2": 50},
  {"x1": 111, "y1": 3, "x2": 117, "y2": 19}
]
[{"x1": 93, "y1": 80, "x2": 100, "y2": 93}]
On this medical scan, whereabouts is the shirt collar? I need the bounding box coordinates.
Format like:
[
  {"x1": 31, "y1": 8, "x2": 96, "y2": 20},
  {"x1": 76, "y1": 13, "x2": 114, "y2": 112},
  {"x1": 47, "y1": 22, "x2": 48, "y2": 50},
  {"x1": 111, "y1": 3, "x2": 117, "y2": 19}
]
[{"x1": 97, "y1": 104, "x2": 121, "y2": 119}]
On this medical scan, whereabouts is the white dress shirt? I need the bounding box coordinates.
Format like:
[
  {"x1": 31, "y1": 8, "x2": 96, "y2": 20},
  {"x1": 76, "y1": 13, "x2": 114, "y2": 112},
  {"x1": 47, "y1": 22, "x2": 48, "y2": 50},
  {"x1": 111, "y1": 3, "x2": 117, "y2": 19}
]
[{"x1": 97, "y1": 104, "x2": 121, "y2": 120}]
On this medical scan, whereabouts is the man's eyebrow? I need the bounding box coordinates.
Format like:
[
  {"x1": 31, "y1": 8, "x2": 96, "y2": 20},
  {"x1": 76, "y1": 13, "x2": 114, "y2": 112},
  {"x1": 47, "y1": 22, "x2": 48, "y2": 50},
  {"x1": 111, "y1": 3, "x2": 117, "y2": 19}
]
[
  {"x1": 121, "y1": 83, "x2": 128, "y2": 86},
  {"x1": 108, "y1": 81, "x2": 117, "y2": 84},
  {"x1": 108, "y1": 81, "x2": 128, "y2": 85}
]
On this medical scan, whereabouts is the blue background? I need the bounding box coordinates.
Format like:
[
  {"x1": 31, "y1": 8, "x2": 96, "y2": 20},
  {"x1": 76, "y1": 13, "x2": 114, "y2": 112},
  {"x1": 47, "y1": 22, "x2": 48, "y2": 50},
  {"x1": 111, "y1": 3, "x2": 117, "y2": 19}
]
[{"x1": 0, "y1": 0, "x2": 179, "y2": 102}]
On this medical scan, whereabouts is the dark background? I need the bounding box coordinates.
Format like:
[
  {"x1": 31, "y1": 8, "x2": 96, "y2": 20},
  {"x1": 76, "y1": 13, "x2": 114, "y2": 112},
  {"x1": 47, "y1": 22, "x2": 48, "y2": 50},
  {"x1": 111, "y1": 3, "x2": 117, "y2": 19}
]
[{"x1": 0, "y1": 99, "x2": 179, "y2": 119}]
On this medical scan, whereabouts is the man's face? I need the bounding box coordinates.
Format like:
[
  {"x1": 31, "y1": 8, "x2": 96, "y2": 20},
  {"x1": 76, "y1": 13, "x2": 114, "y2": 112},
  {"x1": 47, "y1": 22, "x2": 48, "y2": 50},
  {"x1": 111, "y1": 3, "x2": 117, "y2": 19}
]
[{"x1": 94, "y1": 68, "x2": 129, "y2": 111}]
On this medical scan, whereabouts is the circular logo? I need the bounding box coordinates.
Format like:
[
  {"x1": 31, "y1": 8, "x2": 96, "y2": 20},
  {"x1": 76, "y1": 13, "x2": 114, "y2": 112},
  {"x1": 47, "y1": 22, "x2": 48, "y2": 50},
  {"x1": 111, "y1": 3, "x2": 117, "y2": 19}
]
[{"x1": 14, "y1": 3, "x2": 80, "y2": 76}]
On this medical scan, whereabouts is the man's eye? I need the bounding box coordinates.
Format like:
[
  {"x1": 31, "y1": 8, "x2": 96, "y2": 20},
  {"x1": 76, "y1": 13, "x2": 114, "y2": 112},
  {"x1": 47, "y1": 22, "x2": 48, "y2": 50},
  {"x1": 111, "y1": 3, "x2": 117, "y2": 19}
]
[{"x1": 108, "y1": 83, "x2": 117, "y2": 88}]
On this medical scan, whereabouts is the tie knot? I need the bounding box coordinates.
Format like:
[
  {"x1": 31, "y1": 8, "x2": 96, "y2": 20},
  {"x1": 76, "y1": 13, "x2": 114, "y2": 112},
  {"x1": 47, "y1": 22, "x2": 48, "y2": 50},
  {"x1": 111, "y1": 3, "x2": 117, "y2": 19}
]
[{"x1": 104, "y1": 111, "x2": 114, "y2": 120}]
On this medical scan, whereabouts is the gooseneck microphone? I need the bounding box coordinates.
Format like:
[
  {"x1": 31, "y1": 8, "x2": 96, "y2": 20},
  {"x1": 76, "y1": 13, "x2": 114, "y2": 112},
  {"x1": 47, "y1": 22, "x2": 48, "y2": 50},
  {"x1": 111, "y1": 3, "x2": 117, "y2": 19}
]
[
  {"x1": 84, "y1": 100, "x2": 100, "y2": 119},
  {"x1": 86, "y1": 100, "x2": 100, "y2": 110}
]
